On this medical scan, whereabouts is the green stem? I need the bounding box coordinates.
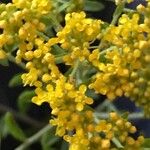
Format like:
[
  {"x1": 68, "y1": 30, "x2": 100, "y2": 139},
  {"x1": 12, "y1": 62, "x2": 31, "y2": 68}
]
[
  {"x1": 89, "y1": 46, "x2": 99, "y2": 49},
  {"x1": 96, "y1": 100, "x2": 118, "y2": 112},
  {"x1": 7, "y1": 53, "x2": 26, "y2": 70},
  {"x1": 99, "y1": 46, "x2": 117, "y2": 55},
  {"x1": 37, "y1": 31, "x2": 49, "y2": 41},
  {"x1": 112, "y1": 137, "x2": 124, "y2": 149},
  {"x1": 111, "y1": 0, "x2": 126, "y2": 25},
  {"x1": 0, "y1": 104, "x2": 44, "y2": 129},
  {"x1": 69, "y1": 59, "x2": 79, "y2": 78},
  {"x1": 94, "y1": 112, "x2": 144, "y2": 120},
  {"x1": 15, "y1": 124, "x2": 53, "y2": 150},
  {"x1": 55, "y1": 54, "x2": 66, "y2": 64},
  {"x1": 49, "y1": 14, "x2": 63, "y2": 32},
  {"x1": 98, "y1": 1, "x2": 126, "y2": 49},
  {"x1": 57, "y1": 1, "x2": 71, "y2": 13},
  {"x1": 123, "y1": 8, "x2": 136, "y2": 13}
]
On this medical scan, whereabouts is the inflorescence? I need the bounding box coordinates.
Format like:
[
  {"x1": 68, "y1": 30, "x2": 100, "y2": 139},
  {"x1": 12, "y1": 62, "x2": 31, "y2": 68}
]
[{"x1": 1, "y1": 0, "x2": 150, "y2": 149}]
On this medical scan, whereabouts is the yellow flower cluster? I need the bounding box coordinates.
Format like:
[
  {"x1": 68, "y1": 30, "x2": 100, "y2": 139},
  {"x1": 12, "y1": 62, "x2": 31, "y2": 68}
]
[
  {"x1": 0, "y1": 0, "x2": 52, "y2": 62},
  {"x1": 0, "y1": 0, "x2": 147, "y2": 149},
  {"x1": 56, "y1": 11, "x2": 102, "y2": 65},
  {"x1": 89, "y1": 3, "x2": 150, "y2": 116},
  {"x1": 66, "y1": 112, "x2": 144, "y2": 150},
  {"x1": 12, "y1": 0, "x2": 52, "y2": 14},
  {"x1": 15, "y1": 8, "x2": 144, "y2": 149}
]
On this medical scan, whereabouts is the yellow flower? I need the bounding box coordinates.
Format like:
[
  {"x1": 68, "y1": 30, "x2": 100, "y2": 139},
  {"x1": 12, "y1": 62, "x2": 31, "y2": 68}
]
[{"x1": 56, "y1": 12, "x2": 102, "y2": 65}]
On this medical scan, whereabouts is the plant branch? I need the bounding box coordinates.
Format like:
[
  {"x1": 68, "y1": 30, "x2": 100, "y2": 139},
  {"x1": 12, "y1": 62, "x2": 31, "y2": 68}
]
[
  {"x1": 98, "y1": 1, "x2": 126, "y2": 49},
  {"x1": 123, "y1": 8, "x2": 136, "y2": 13},
  {"x1": 69, "y1": 59, "x2": 79, "y2": 78},
  {"x1": 15, "y1": 124, "x2": 52, "y2": 150},
  {"x1": 111, "y1": 0, "x2": 126, "y2": 25},
  {"x1": 49, "y1": 14, "x2": 63, "y2": 32},
  {"x1": 94, "y1": 112, "x2": 144, "y2": 120},
  {"x1": 36, "y1": 31, "x2": 49, "y2": 41},
  {"x1": 0, "y1": 104, "x2": 45, "y2": 128},
  {"x1": 96, "y1": 100, "x2": 118, "y2": 112}
]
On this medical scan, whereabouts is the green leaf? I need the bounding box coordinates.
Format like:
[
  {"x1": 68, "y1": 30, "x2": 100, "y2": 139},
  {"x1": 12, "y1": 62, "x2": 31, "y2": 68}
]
[
  {"x1": 84, "y1": 0, "x2": 104, "y2": 12},
  {"x1": 121, "y1": 112, "x2": 129, "y2": 119},
  {"x1": 0, "y1": 58, "x2": 9, "y2": 66},
  {"x1": 4, "y1": 112, "x2": 26, "y2": 141},
  {"x1": 51, "y1": 45, "x2": 67, "y2": 55},
  {"x1": 86, "y1": 89, "x2": 99, "y2": 100},
  {"x1": 9, "y1": 73, "x2": 22, "y2": 87},
  {"x1": 40, "y1": 15, "x2": 53, "y2": 26},
  {"x1": 41, "y1": 130, "x2": 59, "y2": 150},
  {"x1": 142, "y1": 138, "x2": 150, "y2": 148},
  {"x1": 4, "y1": 43, "x2": 18, "y2": 53},
  {"x1": 0, "y1": 117, "x2": 9, "y2": 138},
  {"x1": 61, "y1": 141, "x2": 68, "y2": 150},
  {"x1": 18, "y1": 90, "x2": 35, "y2": 113},
  {"x1": 112, "y1": 137, "x2": 124, "y2": 149}
]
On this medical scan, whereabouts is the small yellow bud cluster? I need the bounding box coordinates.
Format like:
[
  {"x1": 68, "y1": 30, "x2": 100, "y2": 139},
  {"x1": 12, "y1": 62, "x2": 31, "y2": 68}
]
[
  {"x1": 12, "y1": 0, "x2": 52, "y2": 14},
  {"x1": 32, "y1": 75, "x2": 95, "y2": 140},
  {"x1": 65, "y1": 112, "x2": 144, "y2": 150},
  {"x1": 21, "y1": 38, "x2": 60, "y2": 87},
  {"x1": 89, "y1": 6, "x2": 150, "y2": 116},
  {"x1": 0, "y1": 0, "x2": 52, "y2": 62},
  {"x1": 55, "y1": 12, "x2": 102, "y2": 65}
]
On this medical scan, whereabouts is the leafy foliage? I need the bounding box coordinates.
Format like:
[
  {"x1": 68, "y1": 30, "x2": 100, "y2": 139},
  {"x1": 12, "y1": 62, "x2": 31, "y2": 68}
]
[
  {"x1": 9, "y1": 73, "x2": 22, "y2": 87},
  {"x1": 4, "y1": 112, "x2": 26, "y2": 141},
  {"x1": 17, "y1": 90, "x2": 35, "y2": 113}
]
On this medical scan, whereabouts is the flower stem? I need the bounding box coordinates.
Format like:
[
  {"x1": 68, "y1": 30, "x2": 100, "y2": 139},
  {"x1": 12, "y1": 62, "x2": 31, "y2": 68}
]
[
  {"x1": 36, "y1": 31, "x2": 49, "y2": 41},
  {"x1": 123, "y1": 8, "x2": 136, "y2": 13},
  {"x1": 112, "y1": 137, "x2": 124, "y2": 149},
  {"x1": 55, "y1": 54, "x2": 66, "y2": 64},
  {"x1": 111, "y1": 0, "x2": 126, "y2": 25},
  {"x1": 0, "y1": 104, "x2": 44, "y2": 128},
  {"x1": 98, "y1": 1, "x2": 126, "y2": 49},
  {"x1": 49, "y1": 14, "x2": 63, "y2": 32},
  {"x1": 15, "y1": 124, "x2": 53, "y2": 150},
  {"x1": 69, "y1": 59, "x2": 79, "y2": 78},
  {"x1": 94, "y1": 112, "x2": 144, "y2": 120}
]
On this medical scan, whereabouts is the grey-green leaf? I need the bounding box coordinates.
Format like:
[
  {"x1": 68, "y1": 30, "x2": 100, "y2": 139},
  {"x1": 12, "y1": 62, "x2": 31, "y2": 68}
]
[
  {"x1": 142, "y1": 138, "x2": 150, "y2": 148},
  {"x1": 4, "y1": 112, "x2": 26, "y2": 141},
  {"x1": 61, "y1": 141, "x2": 68, "y2": 150},
  {"x1": 4, "y1": 43, "x2": 18, "y2": 53},
  {"x1": 0, "y1": 58, "x2": 9, "y2": 66},
  {"x1": 112, "y1": 137, "x2": 124, "y2": 149},
  {"x1": 0, "y1": 117, "x2": 9, "y2": 138},
  {"x1": 84, "y1": 1, "x2": 104, "y2": 12},
  {"x1": 18, "y1": 90, "x2": 35, "y2": 113},
  {"x1": 41, "y1": 130, "x2": 59, "y2": 150},
  {"x1": 9, "y1": 73, "x2": 22, "y2": 87}
]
